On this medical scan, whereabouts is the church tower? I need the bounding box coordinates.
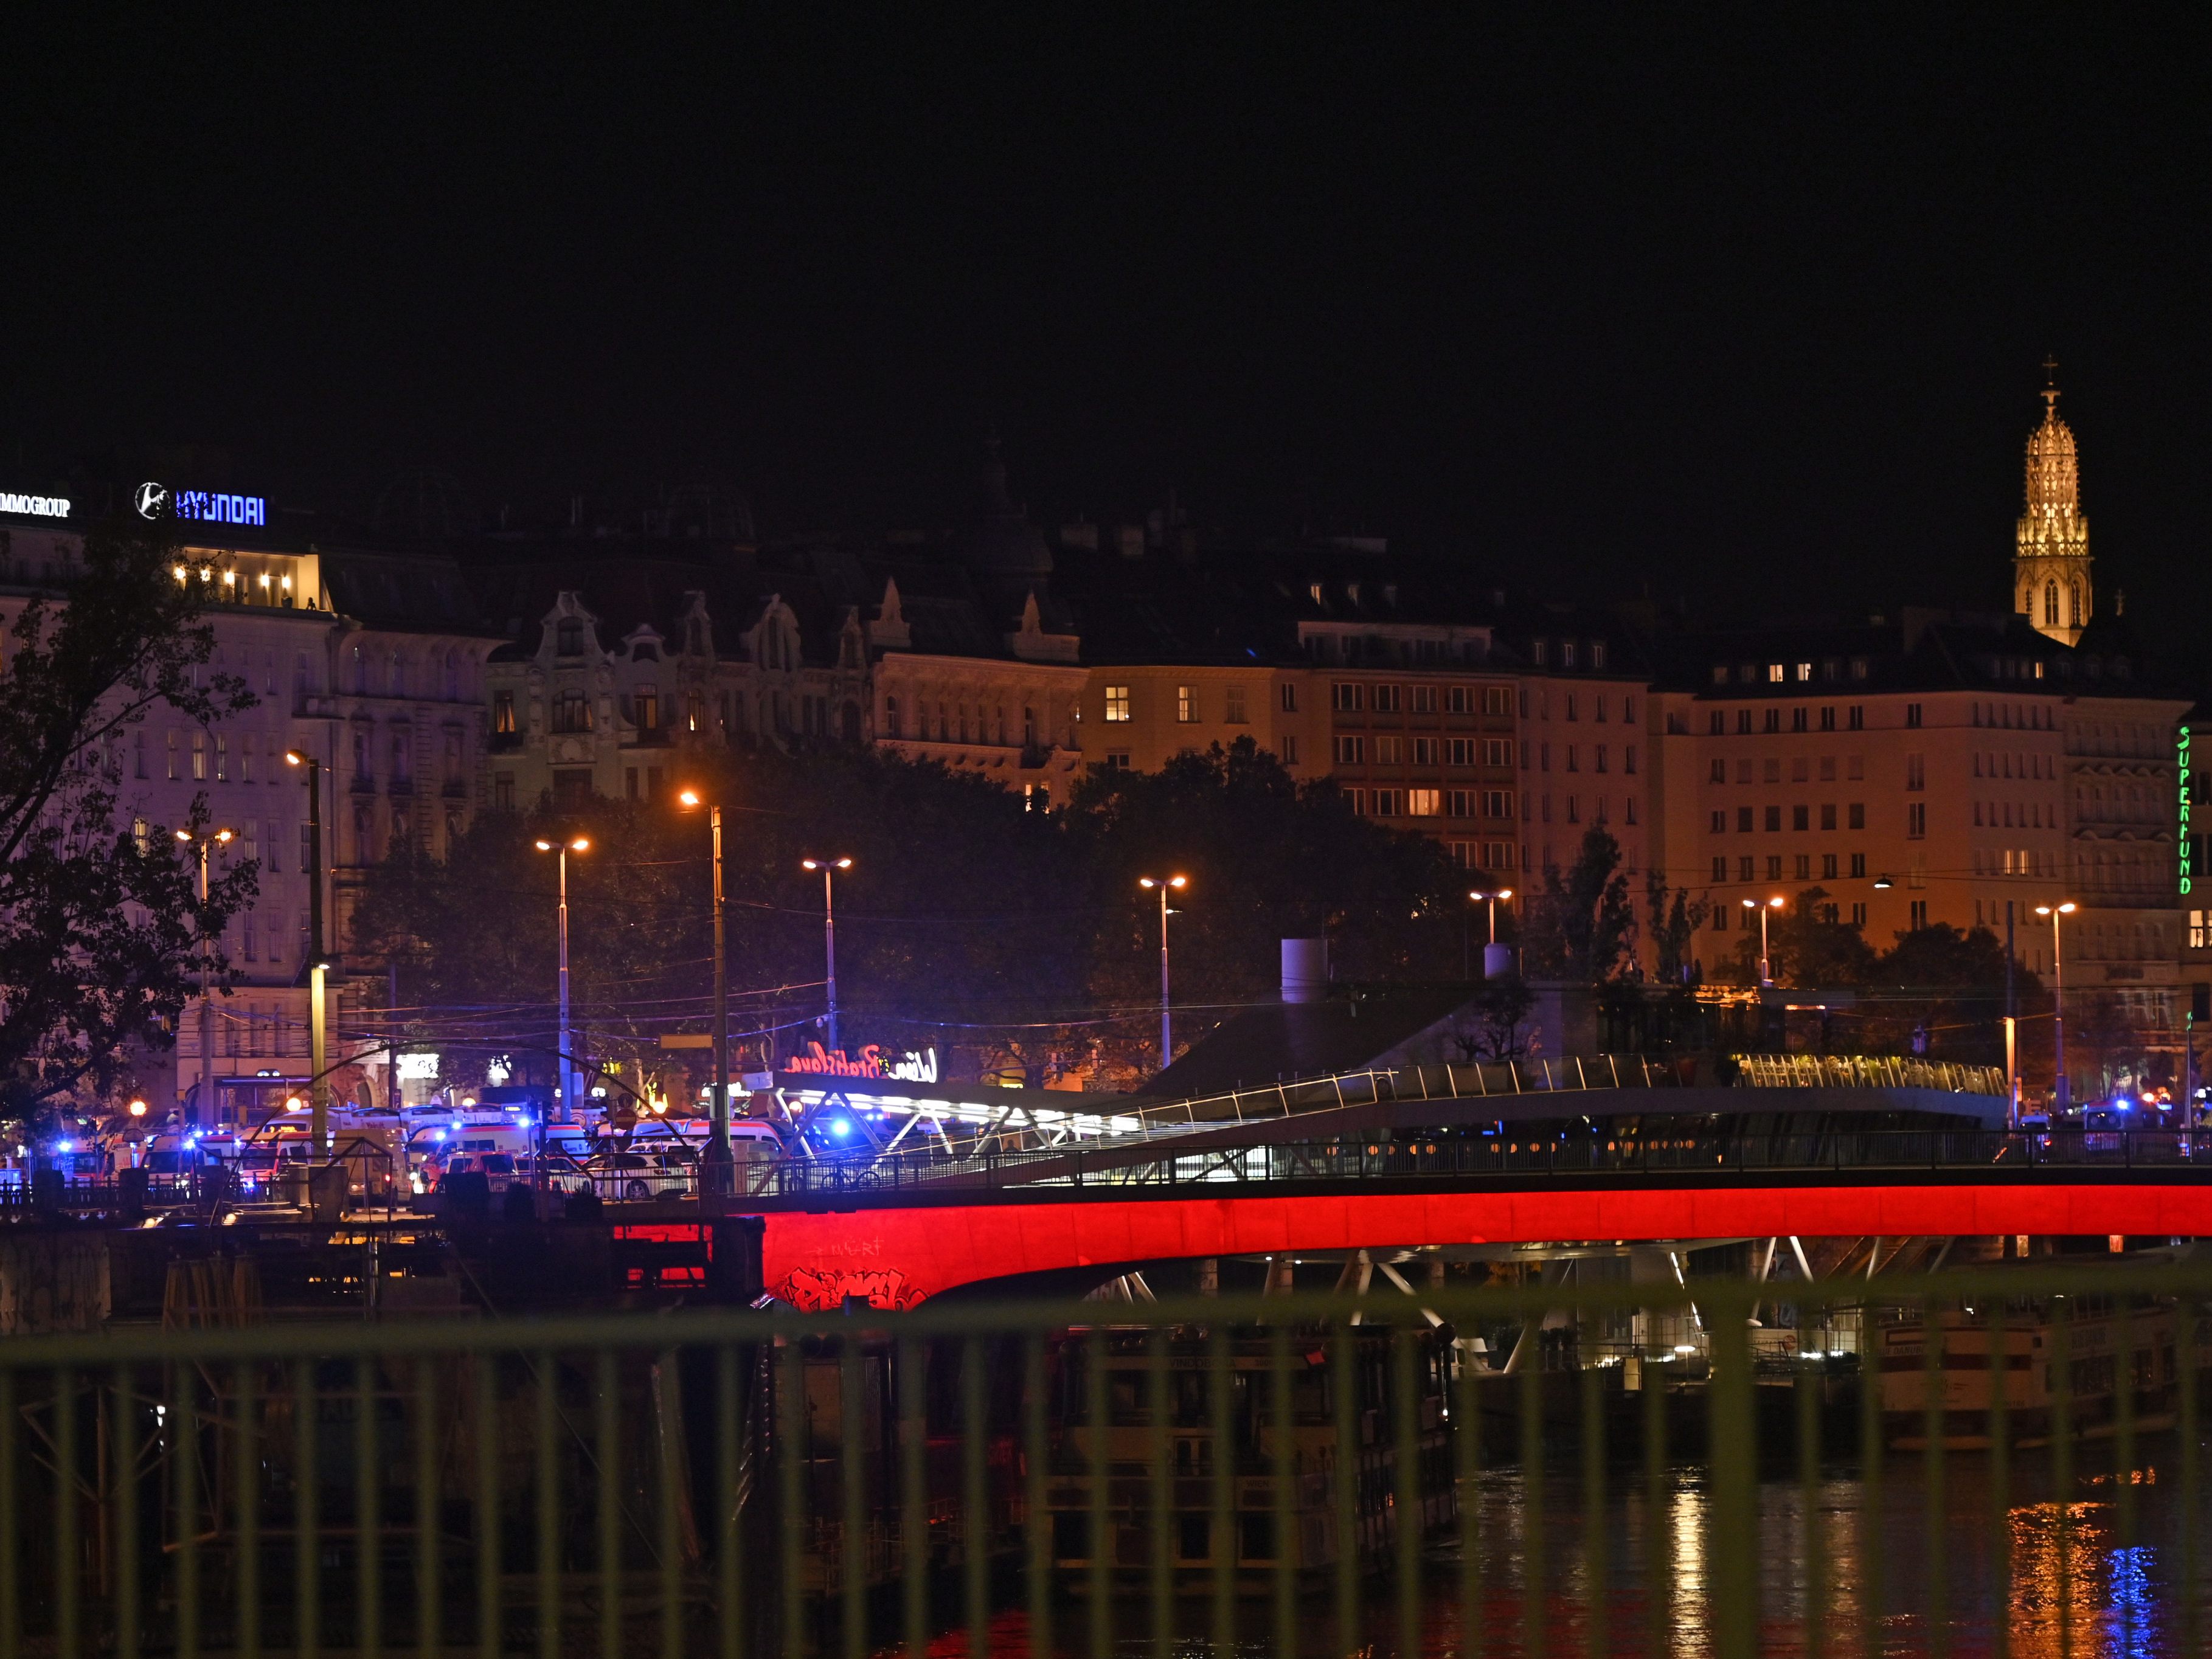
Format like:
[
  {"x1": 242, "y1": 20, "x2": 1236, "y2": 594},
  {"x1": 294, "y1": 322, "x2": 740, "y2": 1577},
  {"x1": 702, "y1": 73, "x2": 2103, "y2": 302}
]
[{"x1": 2013, "y1": 367, "x2": 2093, "y2": 645}]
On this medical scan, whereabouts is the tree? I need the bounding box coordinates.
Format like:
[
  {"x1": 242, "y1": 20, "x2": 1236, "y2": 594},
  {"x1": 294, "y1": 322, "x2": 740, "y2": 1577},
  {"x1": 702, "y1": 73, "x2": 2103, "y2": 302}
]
[
  {"x1": 1523, "y1": 826, "x2": 1635, "y2": 982},
  {"x1": 1644, "y1": 868, "x2": 1709, "y2": 985},
  {"x1": 1454, "y1": 975, "x2": 1536, "y2": 1061},
  {"x1": 1729, "y1": 888, "x2": 1877, "y2": 988},
  {"x1": 0, "y1": 516, "x2": 256, "y2": 1129}
]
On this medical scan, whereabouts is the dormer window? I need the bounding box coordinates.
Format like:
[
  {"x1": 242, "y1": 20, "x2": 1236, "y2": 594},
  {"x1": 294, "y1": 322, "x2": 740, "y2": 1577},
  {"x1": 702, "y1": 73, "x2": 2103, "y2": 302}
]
[
  {"x1": 556, "y1": 618, "x2": 584, "y2": 657},
  {"x1": 1560, "y1": 642, "x2": 1578, "y2": 670},
  {"x1": 632, "y1": 641, "x2": 659, "y2": 662},
  {"x1": 1308, "y1": 582, "x2": 1324, "y2": 606},
  {"x1": 1590, "y1": 641, "x2": 1607, "y2": 671},
  {"x1": 1532, "y1": 640, "x2": 1548, "y2": 667}
]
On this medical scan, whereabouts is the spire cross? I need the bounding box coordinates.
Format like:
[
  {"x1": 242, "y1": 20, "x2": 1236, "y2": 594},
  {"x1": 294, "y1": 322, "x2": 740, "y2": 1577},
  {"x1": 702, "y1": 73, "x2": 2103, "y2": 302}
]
[{"x1": 2042, "y1": 355, "x2": 2060, "y2": 411}]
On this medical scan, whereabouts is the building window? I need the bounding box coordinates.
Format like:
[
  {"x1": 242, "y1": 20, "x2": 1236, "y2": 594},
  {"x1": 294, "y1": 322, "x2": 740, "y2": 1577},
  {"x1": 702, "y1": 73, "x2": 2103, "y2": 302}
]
[
  {"x1": 1101, "y1": 752, "x2": 1131, "y2": 771},
  {"x1": 1408, "y1": 789, "x2": 1441, "y2": 817},
  {"x1": 1910, "y1": 899, "x2": 1929, "y2": 929},
  {"x1": 1481, "y1": 686, "x2": 1510, "y2": 716},
  {"x1": 1850, "y1": 658, "x2": 1869, "y2": 681},
  {"x1": 1482, "y1": 789, "x2": 1513, "y2": 819},
  {"x1": 1792, "y1": 805, "x2": 1809, "y2": 831},
  {"x1": 494, "y1": 773, "x2": 515, "y2": 812},
  {"x1": 1791, "y1": 708, "x2": 1808, "y2": 732},
  {"x1": 1821, "y1": 853, "x2": 1838, "y2": 879},
  {"x1": 1765, "y1": 854, "x2": 1783, "y2": 879},
  {"x1": 192, "y1": 730, "x2": 207, "y2": 781},
  {"x1": 1736, "y1": 806, "x2": 1753, "y2": 833},
  {"x1": 390, "y1": 732, "x2": 411, "y2": 784},
  {"x1": 1907, "y1": 754, "x2": 1925, "y2": 790},
  {"x1": 556, "y1": 618, "x2": 584, "y2": 656},
  {"x1": 1176, "y1": 684, "x2": 1199, "y2": 723},
  {"x1": 1850, "y1": 853, "x2": 1866, "y2": 878},
  {"x1": 1281, "y1": 682, "x2": 1298, "y2": 713},
  {"x1": 1281, "y1": 735, "x2": 1299, "y2": 765},
  {"x1": 1907, "y1": 802, "x2": 1927, "y2": 839},
  {"x1": 884, "y1": 695, "x2": 901, "y2": 739},
  {"x1": 1332, "y1": 682, "x2": 1362, "y2": 713},
  {"x1": 1104, "y1": 685, "x2": 1132, "y2": 722},
  {"x1": 1411, "y1": 737, "x2": 1438, "y2": 766},
  {"x1": 1335, "y1": 735, "x2": 1365, "y2": 765},
  {"x1": 1906, "y1": 703, "x2": 1924, "y2": 729},
  {"x1": 2192, "y1": 910, "x2": 2208, "y2": 949},
  {"x1": 636, "y1": 687, "x2": 660, "y2": 732},
  {"x1": 1226, "y1": 685, "x2": 1247, "y2": 724},
  {"x1": 1820, "y1": 803, "x2": 1837, "y2": 831},
  {"x1": 1849, "y1": 803, "x2": 1865, "y2": 830},
  {"x1": 1371, "y1": 788, "x2": 1404, "y2": 816},
  {"x1": 686, "y1": 690, "x2": 703, "y2": 733},
  {"x1": 1374, "y1": 736, "x2": 1404, "y2": 764},
  {"x1": 1561, "y1": 642, "x2": 1578, "y2": 670},
  {"x1": 1794, "y1": 854, "x2": 1811, "y2": 881},
  {"x1": 1372, "y1": 685, "x2": 1402, "y2": 713},
  {"x1": 1411, "y1": 685, "x2": 1435, "y2": 715},
  {"x1": 553, "y1": 690, "x2": 592, "y2": 733},
  {"x1": 493, "y1": 692, "x2": 516, "y2": 735},
  {"x1": 1738, "y1": 856, "x2": 1754, "y2": 882},
  {"x1": 1851, "y1": 902, "x2": 1867, "y2": 926},
  {"x1": 1710, "y1": 809, "x2": 1726, "y2": 833},
  {"x1": 1764, "y1": 806, "x2": 1781, "y2": 833}
]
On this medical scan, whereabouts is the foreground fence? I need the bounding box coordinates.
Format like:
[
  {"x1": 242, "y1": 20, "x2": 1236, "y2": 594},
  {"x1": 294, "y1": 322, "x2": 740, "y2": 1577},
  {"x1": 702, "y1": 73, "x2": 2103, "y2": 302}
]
[{"x1": 1, "y1": 1264, "x2": 2208, "y2": 1655}]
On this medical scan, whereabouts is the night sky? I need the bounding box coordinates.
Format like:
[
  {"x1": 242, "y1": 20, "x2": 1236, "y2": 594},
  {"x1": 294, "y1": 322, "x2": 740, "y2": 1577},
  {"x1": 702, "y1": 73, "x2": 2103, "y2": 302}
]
[{"x1": 9, "y1": 12, "x2": 2211, "y2": 653}]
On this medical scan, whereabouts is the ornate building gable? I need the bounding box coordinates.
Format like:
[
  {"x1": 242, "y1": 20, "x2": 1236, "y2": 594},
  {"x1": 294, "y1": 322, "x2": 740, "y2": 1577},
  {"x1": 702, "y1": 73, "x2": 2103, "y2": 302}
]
[{"x1": 2014, "y1": 370, "x2": 2094, "y2": 646}]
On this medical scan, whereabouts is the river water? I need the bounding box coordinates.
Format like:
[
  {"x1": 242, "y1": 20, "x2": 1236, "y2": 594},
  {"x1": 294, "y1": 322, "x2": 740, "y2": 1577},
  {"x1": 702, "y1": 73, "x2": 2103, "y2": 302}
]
[{"x1": 932, "y1": 1436, "x2": 2208, "y2": 1658}]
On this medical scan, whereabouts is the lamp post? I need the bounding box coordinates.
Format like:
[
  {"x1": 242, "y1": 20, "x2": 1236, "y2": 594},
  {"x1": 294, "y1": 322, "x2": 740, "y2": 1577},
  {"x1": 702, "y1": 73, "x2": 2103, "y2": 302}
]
[
  {"x1": 533, "y1": 837, "x2": 591, "y2": 1155},
  {"x1": 677, "y1": 791, "x2": 734, "y2": 1187},
  {"x1": 1137, "y1": 875, "x2": 1188, "y2": 1065},
  {"x1": 175, "y1": 826, "x2": 234, "y2": 1127},
  {"x1": 283, "y1": 750, "x2": 332, "y2": 1157},
  {"x1": 1741, "y1": 895, "x2": 1785, "y2": 986},
  {"x1": 2035, "y1": 901, "x2": 2078, "y2": 1111},
  {"x1": 802, "y1": 857, "x2": 855, "y2": 1054},
  {"x1": 1466, "y1": 887, "x2": 1514, "y2": 978}
]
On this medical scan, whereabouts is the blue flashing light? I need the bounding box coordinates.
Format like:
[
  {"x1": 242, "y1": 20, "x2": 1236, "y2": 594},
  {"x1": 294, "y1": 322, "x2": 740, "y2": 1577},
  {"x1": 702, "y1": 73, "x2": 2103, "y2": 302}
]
[
  {"x1": 432, "y1": 1128, "x2": 446, "y2": 1141},
  {"x1": 830, "y1": 1118, "x2": 851, "y2": 1139},
  {"x1": 54, "y1": 1140, "x2": 72, "y2": 1153}
]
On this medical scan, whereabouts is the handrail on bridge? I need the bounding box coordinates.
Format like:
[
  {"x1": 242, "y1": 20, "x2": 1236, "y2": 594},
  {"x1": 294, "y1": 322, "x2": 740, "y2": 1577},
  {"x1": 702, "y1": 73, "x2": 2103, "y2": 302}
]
[{"x1": 1132, "y1": 1052, "x2": 2007, "y2": 1134}]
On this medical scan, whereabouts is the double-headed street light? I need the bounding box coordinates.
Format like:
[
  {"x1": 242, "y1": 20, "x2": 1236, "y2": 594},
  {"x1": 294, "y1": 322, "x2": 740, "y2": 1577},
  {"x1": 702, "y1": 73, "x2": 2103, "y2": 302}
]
[
  {"x1": 676, "y1": 790, "x2": 735, "y2": 1186},
  {"x1": 1741, "y1": 894, "x2": 1785, "y2": 985},
  {"x1": 1137, "y1": 875, "x2": 1188, "y2": 1065},
  {"x1": 801, "y1": 857, "x2": 855, "y2": 1054},
  {"x1": 2034, "y1": 900, "x2": 2078, "y2": 1111},
  {"x1": 533, "y1": 837, "x2": 591, "y2": 1153},
  {"x1": 175, "y1": 826, "x2": 234, "y2": 1126},
  {"x1": 1466, "y1": 887, "x2": 1514, "y2": 979}
]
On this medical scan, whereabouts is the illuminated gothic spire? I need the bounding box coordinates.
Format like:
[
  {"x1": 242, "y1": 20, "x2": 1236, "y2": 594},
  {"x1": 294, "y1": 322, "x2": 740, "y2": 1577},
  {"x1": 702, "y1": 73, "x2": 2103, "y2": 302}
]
[{"x1": 2013, "y1": 359, "x2": 2092, "y2": 645}]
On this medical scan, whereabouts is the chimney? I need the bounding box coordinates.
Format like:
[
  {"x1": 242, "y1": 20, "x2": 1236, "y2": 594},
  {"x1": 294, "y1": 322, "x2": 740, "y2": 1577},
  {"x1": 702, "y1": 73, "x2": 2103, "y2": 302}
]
[{"x1": 1281, "y1": 938, "x2": 1329, "y2": 1004}]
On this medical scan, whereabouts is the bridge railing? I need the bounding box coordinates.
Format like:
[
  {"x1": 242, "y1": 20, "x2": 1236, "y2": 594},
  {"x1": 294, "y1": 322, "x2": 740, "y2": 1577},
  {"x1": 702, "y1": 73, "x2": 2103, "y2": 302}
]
[
  {"x1": 0, "y1": 1264, "x2": 2205, "y2": 1657},
  {"x1": 738, "y1": 1126, "x2": 2208, "y2": 1200},
  {"x1": 1132, "y1": 1053, "x2": 2007, "y2": 1134}
]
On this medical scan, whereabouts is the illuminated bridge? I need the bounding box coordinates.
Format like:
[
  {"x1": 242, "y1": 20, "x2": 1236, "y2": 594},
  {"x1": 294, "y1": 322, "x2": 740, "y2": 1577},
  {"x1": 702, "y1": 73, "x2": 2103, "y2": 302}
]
[{"x1": 737, "y1": 1058, "x2": 2212, "y2": 1309}]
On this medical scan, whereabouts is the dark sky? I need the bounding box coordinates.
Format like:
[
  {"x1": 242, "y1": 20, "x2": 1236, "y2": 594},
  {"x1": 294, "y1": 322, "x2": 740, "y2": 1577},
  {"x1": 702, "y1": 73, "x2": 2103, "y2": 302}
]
[{"x1": 8, "y1": 11, "x2": 2211, "y2": 646}]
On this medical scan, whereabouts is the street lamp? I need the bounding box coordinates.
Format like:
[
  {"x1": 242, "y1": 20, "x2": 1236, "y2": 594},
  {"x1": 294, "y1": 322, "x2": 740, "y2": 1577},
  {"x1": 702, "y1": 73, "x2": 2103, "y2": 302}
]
[
  {"x1": 1137, "y1": 875, "x2": 1188, "y2": 1065},
  {"x1": 533, "y1": 837, "x2": 591, "y2": 1157},
  {"x1": 284, "y1": 749, "x2": 335, "y2": 1157},
  {"x1": 801, "y1": 857, "x2": 855, "y2": 1053},
  {"x1": 2035, "y1": 901, "x2": 2078, "y2": 1111},
  {"x1": 1741, "y1": 895, "x2": 1785, "y2": 986},
  {"x1": 676, "y1": 789, "x2": 735, "y2": 1186},
  {"x1": 175, "y1": 826, "x2": 234, "y2": 1126},
  {"x1": 1466, "y1": 888, "x2": 1514, "y2": 979}
]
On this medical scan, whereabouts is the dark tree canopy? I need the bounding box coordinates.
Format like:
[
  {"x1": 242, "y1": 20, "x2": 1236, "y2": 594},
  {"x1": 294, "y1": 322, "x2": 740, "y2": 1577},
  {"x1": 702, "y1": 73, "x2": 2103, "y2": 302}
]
[
  {"x1": 349, "y1": 736, "x2": 1461, "y2": 1087},
  {"x1": 0, "y1": 516, "x2": 257, "y2": 1126}
]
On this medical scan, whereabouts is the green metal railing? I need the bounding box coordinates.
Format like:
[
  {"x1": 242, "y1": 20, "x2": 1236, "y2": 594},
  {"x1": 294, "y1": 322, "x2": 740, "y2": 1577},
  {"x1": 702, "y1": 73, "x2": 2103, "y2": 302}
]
[{"x1": 0, "y1": 1262, "x2": 2207, "y2": 1654}]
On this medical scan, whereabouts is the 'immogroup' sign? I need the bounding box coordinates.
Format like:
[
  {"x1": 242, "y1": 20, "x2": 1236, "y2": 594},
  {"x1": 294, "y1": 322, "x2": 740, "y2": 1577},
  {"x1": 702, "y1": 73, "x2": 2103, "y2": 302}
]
[{"x1": 0, "y1": 491, "x2": 69, "y2": 519}]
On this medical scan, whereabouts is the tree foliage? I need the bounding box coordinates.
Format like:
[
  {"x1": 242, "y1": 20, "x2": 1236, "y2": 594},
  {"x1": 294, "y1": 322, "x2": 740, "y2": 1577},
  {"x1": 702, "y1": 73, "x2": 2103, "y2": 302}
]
[
  {"x1": 1522, "y1": 825, "x2": 1636, "y2": 982},
  {"x1": 0, "y1": 516, "x2": 256, "y2": 1127},
  {"x1": 348, "y1": 736, "x2": 1461, "y2": 1086}
]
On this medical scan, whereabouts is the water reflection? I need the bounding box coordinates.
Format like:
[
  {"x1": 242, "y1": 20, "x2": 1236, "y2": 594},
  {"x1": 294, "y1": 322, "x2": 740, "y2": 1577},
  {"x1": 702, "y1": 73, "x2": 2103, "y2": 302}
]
[{"x1": 901, "y1": 1441, "x2": 2208, "y2": 1657}]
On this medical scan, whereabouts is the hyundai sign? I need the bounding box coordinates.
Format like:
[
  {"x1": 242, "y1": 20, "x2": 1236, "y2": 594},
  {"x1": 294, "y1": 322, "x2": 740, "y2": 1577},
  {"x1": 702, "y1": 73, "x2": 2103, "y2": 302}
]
[{"x1": 137, "y1": 482, "x2": 266, "y2": 527}]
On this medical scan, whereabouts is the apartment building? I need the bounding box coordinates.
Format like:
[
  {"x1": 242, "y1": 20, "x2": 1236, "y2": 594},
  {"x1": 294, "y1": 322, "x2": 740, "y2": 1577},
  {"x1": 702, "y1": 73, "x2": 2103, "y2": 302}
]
[
  {"x1": 0, "y1": 499, "x2": 503, "y2": 1123},
  {"x1": 1648, "y1": 613, "x2": 2189, "y2": 1023}
]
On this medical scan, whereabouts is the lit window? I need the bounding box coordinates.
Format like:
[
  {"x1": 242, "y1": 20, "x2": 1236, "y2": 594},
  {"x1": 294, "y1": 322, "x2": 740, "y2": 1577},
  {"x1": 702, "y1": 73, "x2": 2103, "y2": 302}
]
[
  {"x1": 1176, "y1": 684, "x2": 1198, "y2": 723},
  {"x1": 1407, "y1": 789, "x2": 1441, "y2": 817},
  {"x1": 1104, "y1": 685, "x2": 1131, "y2": 722}
]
